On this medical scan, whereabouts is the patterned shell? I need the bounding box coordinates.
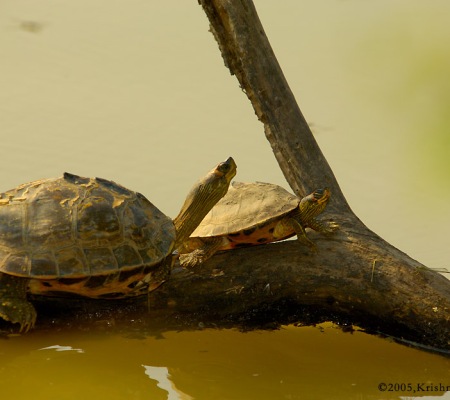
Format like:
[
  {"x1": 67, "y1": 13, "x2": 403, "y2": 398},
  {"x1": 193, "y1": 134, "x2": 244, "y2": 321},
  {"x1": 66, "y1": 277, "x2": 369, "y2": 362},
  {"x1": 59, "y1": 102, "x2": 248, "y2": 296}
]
[
  {"x1": 190, "y1": 181, "x2": 299, "y2": 237},
  {"x1": 0, "y1": 173, "x2": 175, "y2": 283}
]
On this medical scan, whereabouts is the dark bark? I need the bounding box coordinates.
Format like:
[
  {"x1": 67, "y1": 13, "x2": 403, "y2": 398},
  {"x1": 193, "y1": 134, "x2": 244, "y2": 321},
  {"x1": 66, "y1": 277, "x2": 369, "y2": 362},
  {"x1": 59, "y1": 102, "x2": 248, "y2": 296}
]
[{"x1": 23, "y1": 0, "x2": 450, "y2": 353}]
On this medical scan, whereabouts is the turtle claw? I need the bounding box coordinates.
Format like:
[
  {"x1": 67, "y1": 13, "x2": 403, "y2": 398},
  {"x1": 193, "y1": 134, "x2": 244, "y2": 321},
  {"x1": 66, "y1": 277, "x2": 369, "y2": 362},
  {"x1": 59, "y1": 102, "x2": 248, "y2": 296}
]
[
  {"x1": 323, "y1": 221, "x2": 339, "y2": 235},
  {"x1": 0, "y1": 299, "x2": 37, "y2": 333},
  {"x1": 179, "y1": 250, "x2": 207, "y2": 269},
  {"x1": 18, "y1": 319, "x2": 34, "y2": 334}
]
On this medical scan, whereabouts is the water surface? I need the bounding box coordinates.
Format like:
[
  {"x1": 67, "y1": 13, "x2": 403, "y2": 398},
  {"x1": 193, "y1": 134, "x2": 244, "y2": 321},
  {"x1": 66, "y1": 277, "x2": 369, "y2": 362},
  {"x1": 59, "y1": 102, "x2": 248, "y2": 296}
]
[{"x1": 1, "y1": 324, "x2": 449, "y2": 400}]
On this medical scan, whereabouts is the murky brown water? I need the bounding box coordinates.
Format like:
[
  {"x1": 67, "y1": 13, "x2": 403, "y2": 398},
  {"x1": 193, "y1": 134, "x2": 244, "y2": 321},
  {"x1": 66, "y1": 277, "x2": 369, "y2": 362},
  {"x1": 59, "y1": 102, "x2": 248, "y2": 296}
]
[
  {"x1": 1, "y1": 324, "x2": 449, "y2": 400},
  {"x1": 1, "y1": 1, "x2": 449, "y2": 399}
]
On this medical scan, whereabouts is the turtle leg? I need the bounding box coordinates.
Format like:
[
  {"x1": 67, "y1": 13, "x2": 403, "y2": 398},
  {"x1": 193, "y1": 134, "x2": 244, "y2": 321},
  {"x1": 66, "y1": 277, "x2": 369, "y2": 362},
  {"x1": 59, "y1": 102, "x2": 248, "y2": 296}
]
[
  {"x1": 308, "y1": 218, "x2": 339, "y2": 235},
  {"x1": 147, "y1": 254, "x2": 175, "y2": 291},
  {"x1": 286, "y1": 214, "x2": 338, "y2": 252},
  {"x1": 0, "y1": 273, "x2": 36, "y2": 332},
  {"x1": 179, "y1": 237, "x2": 227, "y2": 268},
  {"x1": 287, "y1": 217, "x2": 318, "y2": 251}
]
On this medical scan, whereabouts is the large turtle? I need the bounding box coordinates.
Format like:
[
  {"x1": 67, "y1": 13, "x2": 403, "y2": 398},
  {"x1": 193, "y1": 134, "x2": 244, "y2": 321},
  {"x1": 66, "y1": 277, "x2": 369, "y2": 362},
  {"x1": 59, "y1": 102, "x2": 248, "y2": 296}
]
[
  {"x1": 179, "y1": 181, "x2": 338, "y2": 267},
  {"x1": 0, "y1": 157, "x2": 237, "y2": 332}
]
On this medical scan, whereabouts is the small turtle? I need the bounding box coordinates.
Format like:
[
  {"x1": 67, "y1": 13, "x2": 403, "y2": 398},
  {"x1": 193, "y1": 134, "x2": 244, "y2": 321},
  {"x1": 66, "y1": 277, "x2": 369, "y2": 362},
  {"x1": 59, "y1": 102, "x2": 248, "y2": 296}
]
[
  {"x1": 0, "y1": 157, "x2": 237, "y2": 332},
  {"x1": 179, "y1": 181, "x2": 338, "y2": 267}
]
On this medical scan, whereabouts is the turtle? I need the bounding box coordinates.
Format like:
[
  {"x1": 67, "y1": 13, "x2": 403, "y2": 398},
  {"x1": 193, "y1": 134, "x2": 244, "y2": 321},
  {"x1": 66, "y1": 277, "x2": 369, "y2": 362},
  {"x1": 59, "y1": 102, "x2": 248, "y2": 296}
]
[
  {"x1": 179, "y1": 181, "x2": 338, "y2": 267},
  {"x1": 0, "y1": 157, "x2": 237, "y2": 332}
]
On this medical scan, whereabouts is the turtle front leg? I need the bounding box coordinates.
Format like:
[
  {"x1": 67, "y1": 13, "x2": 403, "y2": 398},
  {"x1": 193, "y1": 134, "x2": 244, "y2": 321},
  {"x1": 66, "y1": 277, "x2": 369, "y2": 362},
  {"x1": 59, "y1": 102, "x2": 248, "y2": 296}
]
[
  {"x1": 287, "y1": 218, "x2": 318, "y2": 251},
  {"x1": 308, "y1": 218, "x2": 339, "y2": 236},
  {"x1": 0, "y1": 273, "x2": 36, "y2": 332},
  {"x1": 287, "y1": 216, "x2": 339, "y2": 252},
  {"x1": 179, "y1": 237, "x2": 227, "y2": 268}
]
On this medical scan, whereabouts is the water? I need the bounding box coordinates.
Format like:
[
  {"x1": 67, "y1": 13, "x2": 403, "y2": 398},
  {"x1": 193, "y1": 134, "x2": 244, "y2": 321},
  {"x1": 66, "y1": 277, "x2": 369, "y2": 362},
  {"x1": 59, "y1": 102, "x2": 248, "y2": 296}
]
[
  {"x1": 1, "y1": 324, "x2": 449, "y2": 400},
  {"x1": 0, "y1": 1, "x2": 449, "y2": 398}
]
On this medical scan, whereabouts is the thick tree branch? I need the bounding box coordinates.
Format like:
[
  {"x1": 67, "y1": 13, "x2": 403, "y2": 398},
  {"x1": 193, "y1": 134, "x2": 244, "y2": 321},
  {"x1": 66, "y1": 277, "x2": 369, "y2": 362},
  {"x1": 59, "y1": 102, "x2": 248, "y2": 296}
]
[{"x1": 150, "y1": 236, "x2": 450, "y2": 349}]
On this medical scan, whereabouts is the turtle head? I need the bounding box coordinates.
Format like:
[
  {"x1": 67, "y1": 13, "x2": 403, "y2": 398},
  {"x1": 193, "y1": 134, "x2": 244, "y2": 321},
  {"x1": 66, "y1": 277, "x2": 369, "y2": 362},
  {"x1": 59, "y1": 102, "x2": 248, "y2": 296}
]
[
  {"x1": 299, "y1": 188, "x2": 331, "y2": 223},
  {"x1": 173, "y1": 157, "x2": 237, "y2": 248},
  {"x1": 212, "y1": 157, "x2": 237, "y2": 187},
  {"x1": 200, "y1": 157, "x2": 237, "y2": 206}
]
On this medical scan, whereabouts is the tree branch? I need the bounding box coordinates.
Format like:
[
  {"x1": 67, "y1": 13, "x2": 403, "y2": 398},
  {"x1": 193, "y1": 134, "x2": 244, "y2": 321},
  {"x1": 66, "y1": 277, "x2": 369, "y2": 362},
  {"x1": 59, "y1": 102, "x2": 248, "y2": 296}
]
[{"x1": 149, "y1": 237, "x2": 450, "y2": 349}]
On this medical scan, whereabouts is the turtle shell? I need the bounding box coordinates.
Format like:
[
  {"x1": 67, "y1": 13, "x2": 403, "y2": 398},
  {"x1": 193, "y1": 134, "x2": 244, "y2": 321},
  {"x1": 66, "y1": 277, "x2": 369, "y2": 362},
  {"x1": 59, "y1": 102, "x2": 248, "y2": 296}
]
[
  {"x1": 190, "y1": 181, "x2": 299, "y2": 238},
  {"x1": 0, "y1": 173, "x2": 175, "y2": 298}
]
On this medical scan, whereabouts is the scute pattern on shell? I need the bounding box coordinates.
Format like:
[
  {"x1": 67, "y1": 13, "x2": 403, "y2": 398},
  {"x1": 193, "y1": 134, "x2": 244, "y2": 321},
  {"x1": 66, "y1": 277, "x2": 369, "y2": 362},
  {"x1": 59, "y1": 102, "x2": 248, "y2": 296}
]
[
  {"x1": 190, "y1": 181, "x2": 299, "y2": 237},
  {"x1": 0, "y1": 173, "x2": 175, "y2": 279}
]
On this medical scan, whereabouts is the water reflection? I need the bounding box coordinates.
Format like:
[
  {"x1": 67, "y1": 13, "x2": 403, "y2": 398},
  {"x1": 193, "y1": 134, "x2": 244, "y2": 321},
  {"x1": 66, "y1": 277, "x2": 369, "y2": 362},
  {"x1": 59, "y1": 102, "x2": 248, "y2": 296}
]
[
  {"x1": 143, "y1": 366, "x2": 192, "y2": 400},
  {"x1": 39, "y1": 344, "x2": 85, "y2": 354}
]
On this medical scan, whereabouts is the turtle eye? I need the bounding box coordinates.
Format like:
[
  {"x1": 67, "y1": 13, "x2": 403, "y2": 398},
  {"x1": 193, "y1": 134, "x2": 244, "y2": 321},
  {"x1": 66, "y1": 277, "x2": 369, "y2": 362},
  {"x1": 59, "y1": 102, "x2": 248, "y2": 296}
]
[
  {"x1": 313, "y1": 189, "x2": 324, "y2": 200},
  {"x1": 218, "y1": 163, "x2": 230, "y2": 174}
]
